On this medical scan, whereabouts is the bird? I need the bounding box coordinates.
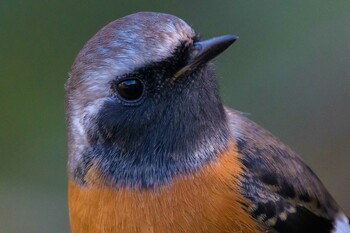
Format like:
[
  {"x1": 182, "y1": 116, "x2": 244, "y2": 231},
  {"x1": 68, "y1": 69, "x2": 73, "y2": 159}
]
[{"x1": 65, "y1": 12, "x2": 349, "y2": 233}]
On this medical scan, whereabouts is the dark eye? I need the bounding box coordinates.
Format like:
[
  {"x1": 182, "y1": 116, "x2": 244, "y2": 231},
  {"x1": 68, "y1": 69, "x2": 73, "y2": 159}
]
[{"x1": 116, "y1": 79, "x2": 144, "y2": 101}]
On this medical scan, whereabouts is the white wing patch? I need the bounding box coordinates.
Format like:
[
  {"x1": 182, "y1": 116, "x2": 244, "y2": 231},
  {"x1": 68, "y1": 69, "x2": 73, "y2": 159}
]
[{"x1": 333, "y1": 213, "x2": 350, "y2": 233}]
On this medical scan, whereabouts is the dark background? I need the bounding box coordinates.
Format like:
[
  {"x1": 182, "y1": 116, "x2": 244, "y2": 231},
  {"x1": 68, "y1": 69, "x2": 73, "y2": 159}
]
[{"x1": 1, "y1": 1, "x2": 349, "y2": 232}]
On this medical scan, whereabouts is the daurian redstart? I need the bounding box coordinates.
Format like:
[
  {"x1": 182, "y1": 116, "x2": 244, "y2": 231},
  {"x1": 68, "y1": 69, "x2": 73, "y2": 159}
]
[{"x1": 65, "y1": 12, "x2": 349, "y2": 233}]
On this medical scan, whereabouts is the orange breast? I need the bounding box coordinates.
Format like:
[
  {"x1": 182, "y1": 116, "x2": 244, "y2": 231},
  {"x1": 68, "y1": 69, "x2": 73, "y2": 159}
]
[{"x1": 68, "y1": 145, "x2": 261, "y2": 233}]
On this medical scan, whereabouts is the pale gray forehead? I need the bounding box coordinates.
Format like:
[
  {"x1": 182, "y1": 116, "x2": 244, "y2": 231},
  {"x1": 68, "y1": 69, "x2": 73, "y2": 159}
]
[{"x1": 71, "y1": 12, "x2": 195, "y2": 79}]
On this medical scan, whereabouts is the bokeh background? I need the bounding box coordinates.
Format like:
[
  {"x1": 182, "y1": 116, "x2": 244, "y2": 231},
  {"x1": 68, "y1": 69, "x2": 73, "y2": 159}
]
[{"x1": 1, "y1": 1, "x2": 349, "y2": 232}]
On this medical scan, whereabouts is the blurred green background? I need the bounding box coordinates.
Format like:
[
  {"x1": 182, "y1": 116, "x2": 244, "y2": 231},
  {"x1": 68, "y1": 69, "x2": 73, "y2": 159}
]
[{"x1": 1, "y1": 1, "x2": 349, "y2": 232}]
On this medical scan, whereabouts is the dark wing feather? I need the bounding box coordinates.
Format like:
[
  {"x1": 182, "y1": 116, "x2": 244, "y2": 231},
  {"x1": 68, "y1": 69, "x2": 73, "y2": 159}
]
[{"x1": 226, "y1": 108, "x2": 345, "y2": 233}]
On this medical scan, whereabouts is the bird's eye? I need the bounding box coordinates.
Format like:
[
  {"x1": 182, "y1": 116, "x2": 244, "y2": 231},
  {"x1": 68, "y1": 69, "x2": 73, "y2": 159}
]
[{"x1": 116, "y1": 79, "x2": 144, "y2": 101}]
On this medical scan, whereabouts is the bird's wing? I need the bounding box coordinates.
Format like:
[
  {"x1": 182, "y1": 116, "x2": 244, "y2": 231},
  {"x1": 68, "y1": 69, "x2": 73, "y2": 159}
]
[{"x1": 225, "y1": 107, "x2": 349, "y2": 233}]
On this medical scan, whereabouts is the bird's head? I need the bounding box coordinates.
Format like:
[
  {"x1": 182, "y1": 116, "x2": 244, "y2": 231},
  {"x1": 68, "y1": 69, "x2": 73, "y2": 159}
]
[{"x1": 65, "y1": 12, "x2": 237, "y2": 188}]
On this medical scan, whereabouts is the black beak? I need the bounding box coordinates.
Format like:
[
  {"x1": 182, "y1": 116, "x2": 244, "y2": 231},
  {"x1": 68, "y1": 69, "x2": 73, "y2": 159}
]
[
  {"x1": 173, "y1": 35, "x2": 238, "y2": 79},
  {"x1": 190, "y1": 35, "x2": 238, "y2": 65}
]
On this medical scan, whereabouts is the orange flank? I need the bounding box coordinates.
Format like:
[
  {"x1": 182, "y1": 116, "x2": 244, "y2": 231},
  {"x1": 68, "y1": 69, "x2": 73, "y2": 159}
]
[{"x1": 68, "y1": 144, "x2": 261, "y2": 233}]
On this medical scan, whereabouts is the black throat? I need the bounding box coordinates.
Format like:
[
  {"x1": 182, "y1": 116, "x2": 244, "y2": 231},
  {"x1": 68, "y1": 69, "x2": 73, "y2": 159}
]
[{"x1": 74, "y1": 60, "x2": 231, "y2": 189}]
